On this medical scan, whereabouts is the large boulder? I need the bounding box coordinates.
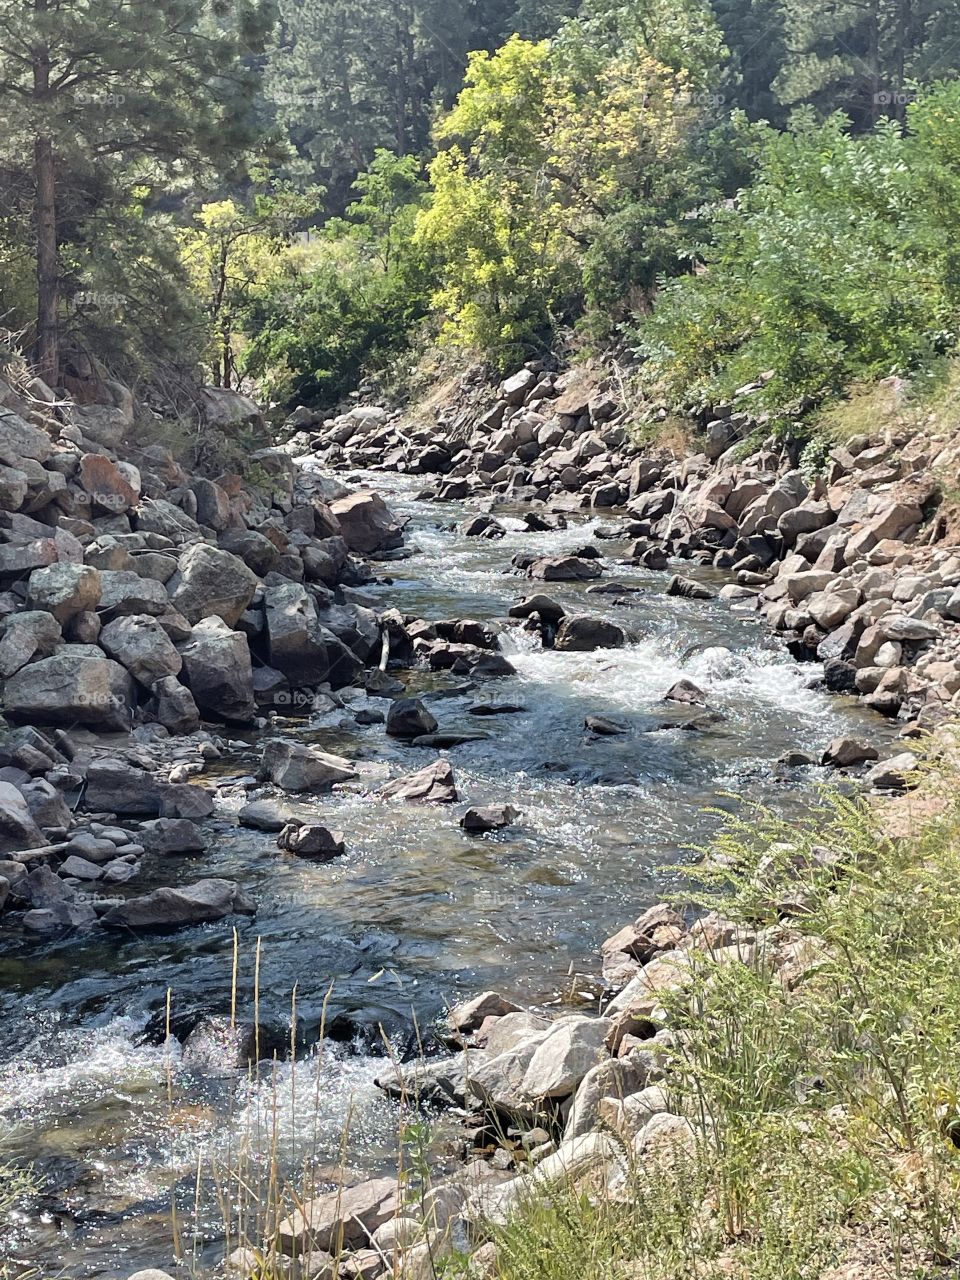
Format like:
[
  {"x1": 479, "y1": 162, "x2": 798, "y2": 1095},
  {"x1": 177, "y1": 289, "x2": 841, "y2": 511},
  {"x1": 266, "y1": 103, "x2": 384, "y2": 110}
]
[
  {"x1": 257, "y1": 739, "x2": 356, "y2": 793},
  {"x1": 26, "y1": 562, "x2": 101, "y2": 624},
  {"x1": 554, "y1": 616, "x2": 626, "y2": 652},
  {"x1": 329, "y1": 491, "x2": 403, "y2": 555},
  {"x1": 528, "y1": 556, "x2": 602, "y2": 582},
  {"x1": 99, "y1": 879, "x2": 255, "y2": 931},
  {"x1": 149, "y1": 675, "x2": 202, "y2": 734},
  {"x1": 0, "y1": 410, "x2": 53, "y2": 465},
  {"x1": 78, "y1": 453, "x2": 139, "y2": 514},
  {"x1": 99, "y1": 614, "x2": 182, "y2": 686},
  {"x1": 4, "y1": 651, "x2": 134, "y2": 730},
  {"x1": 178, "y1": 617, "x2": 256, "y2": 722},
  {"x1": 98, "y1": 569, "x2": 169, "y2": 618},
  {"x1": 167, "y1": 543, "x2": 258, "y2": 628},
  {"x1": 521, "y1": 1015, "x2": 614, "y2": 1100},
  {"x1": 277, "y1": 1177, "x2": 398, "y2": 1256},
  {"x1": 0, "y1": 611, "x2": 62, "y2": 677},
  {"x1": 0, "y1": 780, "x2": 45, "y2": 854},
  {"x1": 263, "y1": 581, "x2": 329, "y2": 685}
]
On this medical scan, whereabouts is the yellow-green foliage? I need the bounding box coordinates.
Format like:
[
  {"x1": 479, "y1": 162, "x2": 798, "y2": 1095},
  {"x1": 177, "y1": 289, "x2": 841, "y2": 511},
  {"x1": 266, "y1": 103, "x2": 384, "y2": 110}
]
[{"x1": 414, "y1": 34, "x2": 705, "y2": 365}]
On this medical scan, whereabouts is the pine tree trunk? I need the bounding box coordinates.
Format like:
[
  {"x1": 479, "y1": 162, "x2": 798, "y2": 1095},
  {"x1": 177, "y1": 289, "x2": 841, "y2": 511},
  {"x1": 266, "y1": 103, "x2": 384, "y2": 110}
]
[
  {"x1": 34, "y1": 133, "x2": 59, "y2": 387},
  {"x1": 33, "y1": 0, "x2": 59, "y2": 386}
]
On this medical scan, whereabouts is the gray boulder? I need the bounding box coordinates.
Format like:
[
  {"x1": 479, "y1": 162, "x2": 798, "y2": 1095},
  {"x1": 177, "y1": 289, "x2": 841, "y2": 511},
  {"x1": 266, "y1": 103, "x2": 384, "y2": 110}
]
[
  {"x1": 99, "y1": 614, "x2": 182, "y2": 685},
  {"x1": 178, "y1": 617, "x2": 256, "y2": 722},
  {"x1": 149, "y1": 675, "x2": 202, "y2": 734},
  {"x1": 98, "y1": 569, "x2": 169, "y2": 618},
  {"x1": 554, "y1": 616, "x2": 625, "y2": 652},
  {"x1": 0, "y1": 780, "x2": 45, "y2": 854},
  {"x1": 528, "y1": 556, "x2": 602, "y2": 582},
  {"x1": 263, "y1": 581, "x2": 330, "y2": 685},
  {"x1": 277, "y1": 823, "x2": 346, "y2": 859},
  {"x1": 4, "y1": 651, "x2": 134, "y2": 730},
  {"x1": 26, "y1": 562, "x2": 101, "y2": 623},
  {"x1": 167, "y1": 543, "x2": 258, "y2": 627},
  {"x1": 0, "y1": 611, "x2": 62, "y2": 677},
  {"x1": 257, "y1": 739, "x2": 356, "y2": 793},
  {"x1": 99, "y1": 878, "x2": 255, "y2": 931},
  {"x1": 385, "y1": 697, "x2": 438, "y2": 739}
]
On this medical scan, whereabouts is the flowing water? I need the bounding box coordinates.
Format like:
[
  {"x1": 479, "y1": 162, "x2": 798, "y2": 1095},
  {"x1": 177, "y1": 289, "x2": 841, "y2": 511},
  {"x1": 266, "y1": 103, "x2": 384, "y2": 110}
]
[{"x1": 0, "y1": 473, "x2": 890, "y2": 1276}]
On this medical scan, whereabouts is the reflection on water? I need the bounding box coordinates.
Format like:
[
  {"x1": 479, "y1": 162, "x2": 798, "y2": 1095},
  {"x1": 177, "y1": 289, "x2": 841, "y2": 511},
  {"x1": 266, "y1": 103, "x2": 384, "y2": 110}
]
[{"x1": 0, "y1": 473, "x2": 889, "y2": 1275}]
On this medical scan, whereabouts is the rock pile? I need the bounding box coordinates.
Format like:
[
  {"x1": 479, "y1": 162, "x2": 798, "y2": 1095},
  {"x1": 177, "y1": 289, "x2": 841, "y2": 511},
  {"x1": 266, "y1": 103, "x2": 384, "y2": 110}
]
[{"x1": 0, "y1": 373, "x2": 412, "y2": 935}]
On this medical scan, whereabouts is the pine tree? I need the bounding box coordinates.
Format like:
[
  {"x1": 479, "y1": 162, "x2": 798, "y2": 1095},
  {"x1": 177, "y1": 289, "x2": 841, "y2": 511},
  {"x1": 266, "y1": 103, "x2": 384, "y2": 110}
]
[
  {"x1": 774, "y1": 0, "x2": 960, "y2": 128},
  {"x1": 0, "y1": 0, "x2": 275, "y2": 384}
]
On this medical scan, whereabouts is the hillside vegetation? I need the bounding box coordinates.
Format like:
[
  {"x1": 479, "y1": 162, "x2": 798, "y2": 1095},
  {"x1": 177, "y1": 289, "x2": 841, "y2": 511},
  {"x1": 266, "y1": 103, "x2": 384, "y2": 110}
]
[{"x1": 4, "y1": 0, "x2": 960, "y2": 430}]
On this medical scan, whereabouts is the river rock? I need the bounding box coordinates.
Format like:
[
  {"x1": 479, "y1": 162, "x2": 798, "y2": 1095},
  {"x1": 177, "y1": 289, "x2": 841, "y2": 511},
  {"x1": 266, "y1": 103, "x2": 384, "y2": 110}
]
[
  {"x1": 258, "y1": 739, "x2": 355, "y2": 792},
  {"x1": 277, "y1": 1177, "x2": 398, "y2": 1255},
  {"x1": 277, "y1": 822, "x2": 345, "y2": 859},
  {"x1": 140, "y1": 817, "x2": 207, "y2": 854},
  {"x1": 521, "y1": 1015, "x2": 613, "y2": 1100},
  {"x1": 864, "y1": 751, "x2": 918, "y2": 791},
  {"x1": 663, "y1": 678, "x2": 706, "y2": 705},
  {"x1": 167, "y1": 543, "x2": 258, "y2": 627},
  {"x1": 150, "y1": 675, "x2": 202, "y2": 734},
  {"x1": 449, "y1": 990, "x2": 523, "y2": 1034},
  {"x1": 178, "y1": 618, "x2": 256, "y2": 722},
  {"x1": 554, "y1": 616, "x2": 625, "y2": 651},
  {"x1": 379, "y1": 760, "x2": 458, "y2": 803},
  {"x1": 0, "y1": 611, "x2": 62, "y2": 677},
  {"x1": 460, "y1": 804, "x2": 519, "y2": 833},
  {"x1": 0, "y1": 780, "x2": 45, "y2": 854},
  {"x1": 564, "y1": 1053, "x2": 655, "y2": 1140},
  {"x1": 508, "y1": 595, "x2": 566, "y2": 624},
  {"x1": 821, "y1": 737, "x2": 880, "y2": 768},
  {"x1": 99, "y1": 614, "x2": 182, "y2": 685},
  {"x1": 666, "y1": 575, "x2": 715, "y2": 601},
  {"x1": 329, "y1": 492, "x2": 402, "y2": 555},
  {"x1": 26, "y1": 562, "x2": 101, "y2": 624},
  {"x1": 385, "y1": 697, "x2": 438, "y2": 739},
  {"x1": 4, "y1": 651, "x2": 134, "y2": 730},
  {"x1": 528, "y1": 555, "x2": 601, "y2": 582},
  {"x1": 99, "y1": 878, "x2": 255, "y2": 931},
  {"x1": 263, "y1": 581, "x2": 330, "y2": 685},
  {"x1": 238, "y1": 800, "x2": 295, "y2": 832},
  {"x1": 585, "y1": 715, "x2": 626, "y2": 736}
]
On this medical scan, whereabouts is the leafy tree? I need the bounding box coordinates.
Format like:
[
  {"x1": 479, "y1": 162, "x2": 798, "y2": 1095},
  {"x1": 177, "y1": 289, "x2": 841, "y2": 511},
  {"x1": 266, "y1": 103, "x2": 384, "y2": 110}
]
[
  {"x1": 244, "y1": 152, "x2": 431, "y2": 406},
  {"x1": 178, "y1": 186, "x2": 321, "y2": 388},
  {"x1": 415, "y1": 14, "x2": 733, "y2": 363},
  {"x1": 637, "y1": 82, "x2": 960, "y2": 418},
  {"x1": 0, "y1": 0, "x2": 275, "y2": 385}
]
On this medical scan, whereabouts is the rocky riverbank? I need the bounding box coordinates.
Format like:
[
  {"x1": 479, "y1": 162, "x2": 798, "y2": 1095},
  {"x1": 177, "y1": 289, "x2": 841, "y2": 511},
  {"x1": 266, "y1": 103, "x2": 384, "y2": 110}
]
[{"x1": 302, "y1": 365, "x2": 960, "y2": 758}]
